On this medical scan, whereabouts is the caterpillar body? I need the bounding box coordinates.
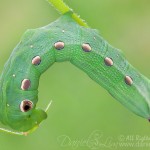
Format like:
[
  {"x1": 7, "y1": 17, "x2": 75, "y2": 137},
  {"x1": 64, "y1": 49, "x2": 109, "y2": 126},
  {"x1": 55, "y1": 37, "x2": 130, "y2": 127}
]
[{"x1": 0, "y1": 3, "x2": 150, "y2": 134}]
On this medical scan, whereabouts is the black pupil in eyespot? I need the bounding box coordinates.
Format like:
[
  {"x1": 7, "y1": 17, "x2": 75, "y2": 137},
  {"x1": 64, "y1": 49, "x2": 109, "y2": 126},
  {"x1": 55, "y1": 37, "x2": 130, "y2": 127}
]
[{"x1": 24, "y1": 104, "x2": 30, "y2": 111}]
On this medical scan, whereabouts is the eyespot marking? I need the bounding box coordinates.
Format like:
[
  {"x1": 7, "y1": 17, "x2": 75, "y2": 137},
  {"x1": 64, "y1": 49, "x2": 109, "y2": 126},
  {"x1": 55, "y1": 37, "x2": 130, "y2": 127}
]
[
  {"x1": 82, "y1": 43, "x2": 92, "y2": 52},
  {"x1": 32, "y1": 56, "x2": 41, "y2": 65},
  {"x1": 21, "y1": 79, "x2": 31, "y2": 90},
  {"x1": 20, "y1": 100, "x2": 33, "y2": 112},
  {"x1": 104, "y1": 57, "x2": 113, "y2": 66},
  {"x1": 125, "y1": 75, "x2": 133, "y2": 85},
  {"x1": 54, "y1": 41, "x2": 65, "y2": 50}
]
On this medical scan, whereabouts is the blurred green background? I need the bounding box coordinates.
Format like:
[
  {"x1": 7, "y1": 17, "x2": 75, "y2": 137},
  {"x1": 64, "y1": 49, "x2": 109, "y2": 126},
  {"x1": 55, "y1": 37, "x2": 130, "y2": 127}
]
[{"x1": 0, "y1": 0, "x2": 150, "y2": 150}]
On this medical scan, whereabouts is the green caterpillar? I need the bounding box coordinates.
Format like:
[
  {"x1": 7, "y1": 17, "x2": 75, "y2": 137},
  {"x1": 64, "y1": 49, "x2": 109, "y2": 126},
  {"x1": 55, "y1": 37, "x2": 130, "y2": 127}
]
[{"x1": 0, "y1": 0, "x2": 150, "y2": 135}]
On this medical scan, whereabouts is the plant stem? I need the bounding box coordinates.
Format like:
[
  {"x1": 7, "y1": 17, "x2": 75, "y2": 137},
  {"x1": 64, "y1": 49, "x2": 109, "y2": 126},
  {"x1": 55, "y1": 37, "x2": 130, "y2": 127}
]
[{"x1": 47, "y1": 0, "x2": 89, "y2": 27}]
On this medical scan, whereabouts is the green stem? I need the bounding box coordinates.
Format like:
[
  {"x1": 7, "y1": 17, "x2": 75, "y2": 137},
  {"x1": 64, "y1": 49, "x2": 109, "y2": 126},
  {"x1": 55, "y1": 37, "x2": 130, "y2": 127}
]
[{"x1": 47, "y1": 0, "x2": 89, "y2": 27}]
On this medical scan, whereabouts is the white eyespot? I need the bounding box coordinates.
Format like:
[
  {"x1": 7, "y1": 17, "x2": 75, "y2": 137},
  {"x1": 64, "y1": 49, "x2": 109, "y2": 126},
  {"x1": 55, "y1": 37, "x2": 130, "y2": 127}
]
[
  {"x1": 32, "y1": 56, "x2": 41, "y2": 65},
  {"x1": 20, "y1": 100, "x2": 33, "y2": 112},
  {"x1": 82, "y1": 43, "x2": 92, "y2": 52},
  {"x1": 104, "y1": 57, "x2": 113, "y2": 66},
  {"x1": 21, "y1": 79, "x2": 31, "y2": 90},
  {"x1": 54, "y1": 41, "x2": 65, "y2": 50},
  {"x1": 125, "y1": 75, "x2": 133, "y2": 86}
]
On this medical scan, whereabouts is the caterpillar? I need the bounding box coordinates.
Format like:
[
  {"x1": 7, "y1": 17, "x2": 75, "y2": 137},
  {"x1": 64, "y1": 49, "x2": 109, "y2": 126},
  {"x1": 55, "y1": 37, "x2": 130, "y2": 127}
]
[{"x1": 0, "y1": 0, "x2": 150, "y2": 135}]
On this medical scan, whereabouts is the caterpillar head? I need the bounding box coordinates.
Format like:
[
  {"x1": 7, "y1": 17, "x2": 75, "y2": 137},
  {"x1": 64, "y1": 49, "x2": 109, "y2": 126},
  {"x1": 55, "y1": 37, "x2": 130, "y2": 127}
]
[
  {"x1": 11, "y1": 100, "x2": 47, "y2": 132},
  {"x1": 0, "y1": 86, "x2": 47, "y2": 133}
]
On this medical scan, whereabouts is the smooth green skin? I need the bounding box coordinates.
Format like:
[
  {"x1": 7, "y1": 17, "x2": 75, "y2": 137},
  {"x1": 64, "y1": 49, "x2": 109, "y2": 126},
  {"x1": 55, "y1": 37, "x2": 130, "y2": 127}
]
[{"x1": 0, "y1": 12, "x2": 150, "y2": 132}]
